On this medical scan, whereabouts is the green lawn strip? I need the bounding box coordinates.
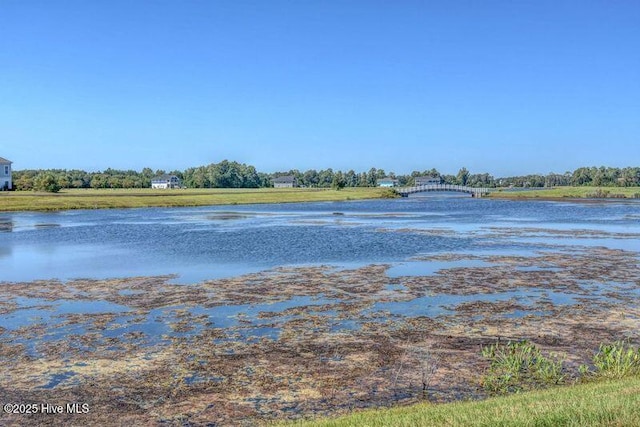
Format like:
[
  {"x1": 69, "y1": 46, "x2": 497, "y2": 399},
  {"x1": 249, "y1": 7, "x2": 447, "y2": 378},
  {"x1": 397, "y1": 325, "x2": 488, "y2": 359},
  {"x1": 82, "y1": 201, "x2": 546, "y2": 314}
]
[
  {"x1": 489, "y1": 186, "x2": 640, "y2": 200},
  {"x1": 0, "y1": 188, "x2": 395, "y2": 212},
  {"x1": 283, "y1": 376, "x2": 640, "y2": 427}
]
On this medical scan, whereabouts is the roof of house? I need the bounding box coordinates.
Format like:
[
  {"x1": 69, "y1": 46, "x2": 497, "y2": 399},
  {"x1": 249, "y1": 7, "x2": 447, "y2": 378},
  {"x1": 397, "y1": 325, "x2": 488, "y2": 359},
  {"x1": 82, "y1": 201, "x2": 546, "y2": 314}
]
[
  {"x1": 377, "y1": 177, "x2": 398, "y2": 182},
  {"x1": 0, "y1": 157, "x2": 12, "y2": 164},
  {"x1": 273, "y1": 175, "x2": 296, "y2": 183},
  {"x1": 415, "y1": 175, "x2": 440, "y2": 179},
  {"x1": 151, "y1": 174, "x2": 179, "y2": 181}
]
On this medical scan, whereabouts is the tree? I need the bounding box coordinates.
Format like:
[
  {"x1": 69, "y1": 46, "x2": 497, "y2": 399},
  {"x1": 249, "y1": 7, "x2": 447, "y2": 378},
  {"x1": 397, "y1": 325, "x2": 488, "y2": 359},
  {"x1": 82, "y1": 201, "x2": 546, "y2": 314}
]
[
  {"x1": 366, "y1": 168, "x2": 378, "y2": 186},
  {"x1": 571, "y1": 167, "x2": 593, "y2": 186},
  {"x1": 545, "y1": 173, "x2": 569, "y2": 187},
  {"x1": 318, "y1": 169, "x2": 334, "y2": 187},
  {"x1": 303, "y1": 169, "x2": 319, "y2": 187},
  {"x1": 56, "y1": 174, "x2": 71, "y2": 189},
  {"x1": 331, "y1": 172, "x2": 346, "y2": 190},
  {"x1": 90, "y1": 174, "x2": 108, "y2": 189},
  {"x1": 456, "y1": 167, "x2": 470, "y2": 186},
  {"x1": 620, "y1": 167, "x2": 640, "y2": 187},
  {"x1": 241, "y1": 165, "x2": 260, "y2": 188},
  {"x1": 344, "y1": 170, "x2": 357, "y2": 187},
  {"x1": 357, "y1": 172, "x2": 368, "y2": 187},
  {"x1": 34, "y1": 173, "x2": 61, "y2": 193},
  {"x1": 15, "y1": 174, "x2": 35, "y2": 191}
]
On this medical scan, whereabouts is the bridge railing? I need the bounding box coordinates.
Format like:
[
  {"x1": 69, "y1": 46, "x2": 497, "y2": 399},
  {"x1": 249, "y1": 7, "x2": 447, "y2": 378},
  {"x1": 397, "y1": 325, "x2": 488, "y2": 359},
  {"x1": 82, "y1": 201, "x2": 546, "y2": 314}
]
[{"x1": 394, "y1": 184, "x2": 490, "y2": 196}]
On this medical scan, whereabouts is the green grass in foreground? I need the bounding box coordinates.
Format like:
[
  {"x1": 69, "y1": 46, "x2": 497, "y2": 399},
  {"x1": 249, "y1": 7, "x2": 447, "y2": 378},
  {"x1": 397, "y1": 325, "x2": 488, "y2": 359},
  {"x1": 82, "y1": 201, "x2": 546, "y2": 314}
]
[
  {"x1": 0, "y1": 187, "x2": 395, "y2": 212},
  {"x1": 284, "y1": 376, "x2": 640, "y2": 427},
  {"x1": 489, "y1": 186, "x2": 640, "y2": 200}
]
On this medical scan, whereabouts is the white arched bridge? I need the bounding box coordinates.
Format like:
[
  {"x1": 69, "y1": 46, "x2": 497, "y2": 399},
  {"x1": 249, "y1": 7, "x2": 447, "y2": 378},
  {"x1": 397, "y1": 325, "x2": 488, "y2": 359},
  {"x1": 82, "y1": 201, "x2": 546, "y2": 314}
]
[{"x1": 395, "y1": 184, "x2": 491, "y2": 198}]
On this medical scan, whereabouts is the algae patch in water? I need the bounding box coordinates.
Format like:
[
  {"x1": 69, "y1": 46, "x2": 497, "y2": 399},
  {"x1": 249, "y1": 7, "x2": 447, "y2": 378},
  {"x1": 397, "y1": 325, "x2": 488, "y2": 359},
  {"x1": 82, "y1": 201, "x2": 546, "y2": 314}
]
[{"x1": 0, "y1": 246, "x2": 639, "y2": 425}]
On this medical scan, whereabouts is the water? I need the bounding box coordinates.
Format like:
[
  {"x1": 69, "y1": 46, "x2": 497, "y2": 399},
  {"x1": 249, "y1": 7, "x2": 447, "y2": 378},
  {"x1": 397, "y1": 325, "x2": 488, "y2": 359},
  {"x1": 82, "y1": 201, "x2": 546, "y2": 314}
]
[
  {"x1": 2, "y1": 196, "x2": 638, "y2": 283},
  {"x1": 2, "y1": 195, "x2": 640, "y2": 387}
]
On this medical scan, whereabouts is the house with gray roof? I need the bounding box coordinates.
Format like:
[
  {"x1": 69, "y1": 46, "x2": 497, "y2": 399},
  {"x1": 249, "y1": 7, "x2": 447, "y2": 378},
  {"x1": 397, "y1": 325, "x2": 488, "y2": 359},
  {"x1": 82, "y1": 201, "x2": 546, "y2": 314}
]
[
  {"x1": 151, "y1": 174, "x2": 181, "y2": 189},
  {"x1": 273, "y1": 175, "x2": 298, "y2": 188},
  {"x1": 414, "y1": 176, "x2": 441, "y2": 186},
  {"x1": 0, "y1": 157, "x2": 12, "y2": 190}
]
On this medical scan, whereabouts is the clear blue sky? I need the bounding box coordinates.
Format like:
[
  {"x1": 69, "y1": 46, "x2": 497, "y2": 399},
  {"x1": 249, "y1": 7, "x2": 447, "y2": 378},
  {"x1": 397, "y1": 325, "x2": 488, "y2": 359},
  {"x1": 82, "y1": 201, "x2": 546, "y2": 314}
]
[{"x1": 1, "y1": 1, "x2": 638, "y2": 176}]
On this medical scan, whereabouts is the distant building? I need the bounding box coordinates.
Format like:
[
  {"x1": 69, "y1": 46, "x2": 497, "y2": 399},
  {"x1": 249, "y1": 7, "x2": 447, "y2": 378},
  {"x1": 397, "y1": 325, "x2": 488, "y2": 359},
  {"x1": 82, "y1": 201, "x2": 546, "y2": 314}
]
[
  {"x1": 273, "y1": 175, "x2": 298, "y2": 188},
  {"x1": 0, "y1": 157, "x2": 12, "y2": 190},
  {"x1": 414, "y1": 176, "x2": 441, "y2": 186},
  {"x1": 151, "y1": 174, "x2": 181, "y2": 189},
  {"x1": 377, "y1": 177, "x2": 399, "y2": 187}
]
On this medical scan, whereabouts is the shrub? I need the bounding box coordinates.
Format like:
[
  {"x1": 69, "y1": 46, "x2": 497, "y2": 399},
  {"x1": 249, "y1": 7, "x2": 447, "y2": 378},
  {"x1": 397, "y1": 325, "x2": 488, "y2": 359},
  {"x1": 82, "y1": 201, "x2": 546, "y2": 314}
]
[
  {"x1": 585, "y1": 189, "x2": 609, "y2": 198},
  {"x1": 580, "y1": 340, "x2": 640, "y2": 380},
  {"x1": 380, "y1": 188, "x2": 398, "y2": 198},
  {"x1": 481, "y1": 340, "x2": 566, "y2": 394}
]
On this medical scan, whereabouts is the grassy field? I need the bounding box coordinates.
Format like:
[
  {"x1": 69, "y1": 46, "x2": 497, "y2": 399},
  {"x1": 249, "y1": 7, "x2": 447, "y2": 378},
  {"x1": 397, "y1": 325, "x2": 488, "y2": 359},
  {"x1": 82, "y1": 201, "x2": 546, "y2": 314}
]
[
  {"x1": 489, "y1": 186, "x2": 640, "y2": 200},
  {"x1": 284, "y1": 376, "x2": 640, "y2": 427},
  {"x1": 3, "y1": 186, "x2": 638, "y2": 212},
  {"x1": 0, "y1": 187, "x2": 395, "y2": 212}
]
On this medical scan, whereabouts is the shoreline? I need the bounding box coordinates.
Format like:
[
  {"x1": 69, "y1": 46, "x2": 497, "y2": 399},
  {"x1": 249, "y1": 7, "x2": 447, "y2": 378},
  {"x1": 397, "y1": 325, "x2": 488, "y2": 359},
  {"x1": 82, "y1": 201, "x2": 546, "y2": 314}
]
[
  {"x1": 488, "y1": 186, "x2": 640, "y2": 201},
  {"x1": 490, "y1": 195, "x2": 640, "y2": 203},
  {"x1": 2, "y1": 186, "x2": 639, "y2": 212}
]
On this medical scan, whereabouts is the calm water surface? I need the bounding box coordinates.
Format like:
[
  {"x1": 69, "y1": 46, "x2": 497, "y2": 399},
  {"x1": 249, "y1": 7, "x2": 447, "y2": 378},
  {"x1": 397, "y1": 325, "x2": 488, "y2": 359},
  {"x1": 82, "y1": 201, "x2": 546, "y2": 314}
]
[{"x1": 1, "y1": 195, "x2": 639, "y2": 283}]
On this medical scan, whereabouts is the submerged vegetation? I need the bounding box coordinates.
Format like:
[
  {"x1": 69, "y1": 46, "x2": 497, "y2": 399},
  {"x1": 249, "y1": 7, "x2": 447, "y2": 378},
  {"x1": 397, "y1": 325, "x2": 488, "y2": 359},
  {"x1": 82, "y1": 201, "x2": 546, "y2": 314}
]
[
  {"x1": 1, "y1": 240, "x2": 639, "y2": 425},
  {"x1": 2, "y1": 195, "x2": 639, "y2": 424}
]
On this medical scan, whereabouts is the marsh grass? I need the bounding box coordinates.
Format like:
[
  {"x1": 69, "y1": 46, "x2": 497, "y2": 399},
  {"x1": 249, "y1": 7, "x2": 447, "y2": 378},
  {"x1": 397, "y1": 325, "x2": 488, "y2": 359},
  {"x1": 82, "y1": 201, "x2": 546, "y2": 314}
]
[
  {"x1": 490, "y1": 186, "x2": 640, "y2": 199},
  {"x1": 480, "y1": 340, "x2": 566, "y2": 394},
  {"x1": 0, "y1": 187, "x2": 394, "y2": 211},
  {"x1": 580, "y1": 340, "x2": 640, "y2": 380}
]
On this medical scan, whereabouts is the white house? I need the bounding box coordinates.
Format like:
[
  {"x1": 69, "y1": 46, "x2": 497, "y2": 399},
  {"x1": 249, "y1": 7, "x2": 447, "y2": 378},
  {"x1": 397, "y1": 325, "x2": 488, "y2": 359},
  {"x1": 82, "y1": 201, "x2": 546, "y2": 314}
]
[
  {"x1": 151, "y1": 174, "x2": 181, "y2": 189},
  {"x1": 377, "y1": 177, "x2": 399, "y2": 187},
  {"x1": 0, "y1": 157, "x2": 12, "y2": 190},
  {"x1": 273, "y1": 175, "x2": 298, "y2": 188},
  {"x1": 414, "y1": 176, "x2": 441, "y2": 186}
]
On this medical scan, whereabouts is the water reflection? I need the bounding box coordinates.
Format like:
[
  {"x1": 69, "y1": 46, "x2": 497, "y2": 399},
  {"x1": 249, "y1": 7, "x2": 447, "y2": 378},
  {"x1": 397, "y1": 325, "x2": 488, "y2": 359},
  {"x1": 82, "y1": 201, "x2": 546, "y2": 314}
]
[
  {"x1": 0, "y1": 218, "x2": 13, "y2": 232},
  {"x1": 0, "y1": 246, "x2": 11, "y2": 258}
]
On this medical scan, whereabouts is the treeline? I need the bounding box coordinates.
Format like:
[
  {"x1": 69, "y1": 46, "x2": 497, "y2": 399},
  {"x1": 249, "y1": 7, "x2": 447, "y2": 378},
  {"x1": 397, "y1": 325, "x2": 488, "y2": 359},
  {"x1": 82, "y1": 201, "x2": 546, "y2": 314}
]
[
  {"x1": 13, "y1": 168, "x2": 173, "y2": 191},
  {"x1": 271, "y1": 167, "x2": 494, "y2": 188},
  {"x1": 498, "y1": 167, "x2": 640, "y2": 188},
  {"x1": 10, "y1": 162, "x2": 640, "y2": 192},
  {"x1": 10, "y1": 163, "x2": 491, "y2": 191}
]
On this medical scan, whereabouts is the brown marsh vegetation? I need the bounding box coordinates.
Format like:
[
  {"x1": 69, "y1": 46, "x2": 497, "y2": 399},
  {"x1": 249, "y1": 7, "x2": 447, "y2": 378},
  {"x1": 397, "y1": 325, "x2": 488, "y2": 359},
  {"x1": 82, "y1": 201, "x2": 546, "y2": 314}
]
[{"x1": 1, "y1": 226, "x2": 639, "y2": 425}]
